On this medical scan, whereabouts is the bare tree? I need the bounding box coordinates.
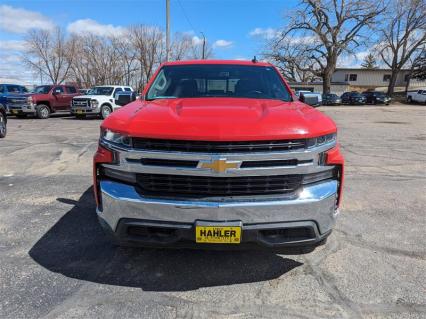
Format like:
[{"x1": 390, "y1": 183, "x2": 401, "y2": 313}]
[
  {"x1": 264, "y1": 37, "x2": 319, "y2": 82},
  {"x1": 23, "y1": 27, "x2": 76, "y2": 84},
  {"x1": 170, "y1": 33, "x2": 194, "y2": 61},
  {"x1": 171, "y1": 33, "x2": 214, "y2": 61},
  {"x1": 377, "y1": 0, "x2": 426, "y2": 96},
  {"x1": 112, "y1": 35, "x2": 139, "y2": 86},
  {"x1": 70, "y1": 35, "x2": 119, "y2": 87},
  {"x1": 129, "y1": 25, "x2": 165, "y2": 91},
  {"x1": 23, "y1": 24, "x2": 217, "y2": 90},
  {"x1": 268, "y1": 0, "x2": 384, "y2": 93},
  {"x1": 68, "y1": 33, "x2": 137, "y2": 88}
]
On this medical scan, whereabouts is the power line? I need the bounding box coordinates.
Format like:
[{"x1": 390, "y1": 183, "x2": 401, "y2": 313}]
[
  {"x1": 176, "y1": 0, "x2": 206, "y2": 59},
  {"x1": 177, "y1": 0, "x2": 197, "y2": 33}
]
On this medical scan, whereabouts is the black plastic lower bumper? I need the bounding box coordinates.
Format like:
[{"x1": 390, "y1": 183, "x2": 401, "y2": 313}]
[{"x1": 98, "y1": 217, "x2": 331, "y2": 251}]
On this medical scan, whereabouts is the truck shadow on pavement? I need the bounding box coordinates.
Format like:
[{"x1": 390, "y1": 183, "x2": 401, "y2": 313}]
[{"x1": 29, "y1": 187, "x2": 302, "y2": 291}]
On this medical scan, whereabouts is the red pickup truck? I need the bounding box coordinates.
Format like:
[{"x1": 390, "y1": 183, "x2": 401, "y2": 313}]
[
  {"x1": 94, "y1": 60, "x2": 344, "y2": 251},
  {"x1": 9, "y1": 84, "x2": 79, "y2": 119}
]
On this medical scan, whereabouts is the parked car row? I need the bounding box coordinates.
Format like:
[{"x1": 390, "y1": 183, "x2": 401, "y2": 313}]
[
  {"x1": 0, "y1": 83, "x2": 136, "y2": 121},
  {"x1": 296, "y1": 89, "x2": 392, "y2": 106},
  {"x1": 322, "y1": 93, "x2": 342, "y2": 105}
]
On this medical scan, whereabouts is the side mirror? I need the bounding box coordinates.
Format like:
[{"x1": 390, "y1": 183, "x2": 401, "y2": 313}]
[
  {"x1": 115, "y1": 92, "x2": 137, "y2": 106},
  {"x1": 299, "y1": 93, "x2": 320, "y2": 107}
]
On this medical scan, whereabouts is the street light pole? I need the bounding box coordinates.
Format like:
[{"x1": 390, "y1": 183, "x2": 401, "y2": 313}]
[
  {"x1": 200, "y1": 32, "x2": 206, "y2": 60},
  {"x1": 166, "y1": 0, "x2": 170, "y2": 61}
]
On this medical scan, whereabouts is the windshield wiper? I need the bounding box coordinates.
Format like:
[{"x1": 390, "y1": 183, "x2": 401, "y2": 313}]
[{"x1": 146, "y1": 96, "x2": 177, "y2": 101}]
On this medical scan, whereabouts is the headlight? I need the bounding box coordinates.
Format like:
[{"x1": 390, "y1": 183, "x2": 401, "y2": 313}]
[
  {"x1": 306, "y1": 133, "x2": 336, "y2": 148},
  {"x1": 27, "y1": 96, "x2": 33, "y2": 105},
  {"x1": 101, "y1": 129, "x2": 131, "y2": 147},
  {"x1": 91, "y1": 100, "x2": 99, "y2": 108}
]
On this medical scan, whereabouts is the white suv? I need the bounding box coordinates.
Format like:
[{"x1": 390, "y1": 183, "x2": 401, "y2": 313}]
[{"x1": 71, "y1": 85, "x2": 134, "y2": 119}]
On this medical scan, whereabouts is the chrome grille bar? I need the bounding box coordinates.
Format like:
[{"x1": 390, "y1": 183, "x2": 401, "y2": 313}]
[{"x1": 101, "y1": 139, "x2": 336, "y2": 177}]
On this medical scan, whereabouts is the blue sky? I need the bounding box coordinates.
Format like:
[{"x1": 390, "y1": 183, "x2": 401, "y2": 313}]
[
  {"x1": 0, "y1": 0, "x2": 298, "y2": 58},
  {"x1": 1, "y1": 0, "x2": 365, "y2": 83}
]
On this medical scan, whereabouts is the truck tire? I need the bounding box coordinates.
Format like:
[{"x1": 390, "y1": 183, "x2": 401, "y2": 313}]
[
  {"x1": 100, "y1": 105, "x2": 112, "y2": 119},
  {"x1": 36, "y1": 104, "x2": 50, "y2": 119},
  {"x1": 0, "y1": 112, "x2": 6, "y2": 138},
  {"x1": 407, "y1": 96, "x2": 412, "y2": 103}
]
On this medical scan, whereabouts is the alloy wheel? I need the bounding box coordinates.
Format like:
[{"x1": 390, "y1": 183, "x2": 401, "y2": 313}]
[
  {"x1": 102, "y1": 106, "x2": 111, "y2": 118},
  {"x1": 41, "y1": 107, "x2": 49, "y2": 118}
]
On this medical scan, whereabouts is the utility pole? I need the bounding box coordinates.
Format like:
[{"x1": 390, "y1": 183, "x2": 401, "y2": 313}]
[
  {"x1": 201, "y1": 32, "x2": 206, "y2": 60},
  {"x1": 166, "y1": 0, "x2": 170, "y2": 61}
]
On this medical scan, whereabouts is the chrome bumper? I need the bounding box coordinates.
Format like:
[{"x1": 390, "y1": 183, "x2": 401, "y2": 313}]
[
  {"x1": 97, "y1": 179, "x2": 338, "y2": 236},
  {"x1": 8, "y1": 103, "x2": 35, "y2": 114}
]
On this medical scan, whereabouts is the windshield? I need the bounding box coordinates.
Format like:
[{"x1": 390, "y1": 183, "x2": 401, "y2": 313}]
[
  {"x1": 6, "y1": 85, "x2": 26, "y2": 93},
  {"x1": 88, "y1": 87, "x2": 114, "y2": 96},
  {"x1": 34, "y1": 85, "x2": 52, "y2": 94},
  {"x1": 146, "y1": 64, "x2": 292, "y2": 101}
]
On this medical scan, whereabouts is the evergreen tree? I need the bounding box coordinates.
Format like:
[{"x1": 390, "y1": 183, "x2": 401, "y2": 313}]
[
  {"x1": 412, "y1": 51, "x2": 426, "y2": 81},
  {"x1": 361, "y1": 53, "x2": 378, "y2": 69}
]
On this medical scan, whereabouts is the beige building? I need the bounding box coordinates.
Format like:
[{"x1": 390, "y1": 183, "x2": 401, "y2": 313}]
[
  {"x1": 332, "y1": 68, "x2": 425, "y2": 91},
  {"x1": 289, "y1": 68, "x2": 426, "y2": 94}
]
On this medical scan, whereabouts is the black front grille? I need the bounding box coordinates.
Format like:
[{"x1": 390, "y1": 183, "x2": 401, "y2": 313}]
[
  {"x1": 140, "y1": 158, "x2": 198, "y2": 168},
  {"x1": 131, "y1": 158, "x2": 312, "y2": 169},
  {"x1": 136, "y1": 174, "x2": 302, "y2": 197},
  {"x1": 132, "y1": 138, "x2": 306, "y2": 153},
  {"x1": 8, "y1": 98, "x2": 27, "y2": 105},
  {"x1": 73, "y1": 98, "x2": 90, "y2": 107}
]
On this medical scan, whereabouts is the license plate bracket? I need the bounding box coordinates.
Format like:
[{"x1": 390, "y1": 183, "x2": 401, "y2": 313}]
[{"x1": 195, "y1": 220, "x2": 242, "y2": 244}]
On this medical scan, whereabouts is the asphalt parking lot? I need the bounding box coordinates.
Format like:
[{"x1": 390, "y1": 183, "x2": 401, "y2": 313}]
[{"x1": 0, "y1": 104, "x2": 425, "y2": 319}]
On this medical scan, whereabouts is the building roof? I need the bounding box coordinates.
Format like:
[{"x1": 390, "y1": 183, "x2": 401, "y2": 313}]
[{"x1": 335, "y1": 68, "x2": 411, "y2": 72}]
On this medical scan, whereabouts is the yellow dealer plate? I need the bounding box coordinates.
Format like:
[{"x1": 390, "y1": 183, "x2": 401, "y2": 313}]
[
  {"x1": 195, "y1": 226, "x2": 241, "y2": 244},
  {"x1": 76, "y1": 109, "x2": 83, "y2": 114}
]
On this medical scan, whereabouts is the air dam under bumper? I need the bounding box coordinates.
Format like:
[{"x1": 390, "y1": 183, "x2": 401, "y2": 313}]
[{"x1": 97, "y1": 179, "x2": 338, "y2": 248}]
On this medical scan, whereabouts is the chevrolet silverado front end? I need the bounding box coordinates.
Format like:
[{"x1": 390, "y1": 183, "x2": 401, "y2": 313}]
[{"x1": 94, "y1": 60, "x2": 344, "y2": 250}]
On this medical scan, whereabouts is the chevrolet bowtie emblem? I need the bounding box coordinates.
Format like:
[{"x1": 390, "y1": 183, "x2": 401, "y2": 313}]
[{"x1": 199, "y1": 159, "x2": 240, "y2": 173}]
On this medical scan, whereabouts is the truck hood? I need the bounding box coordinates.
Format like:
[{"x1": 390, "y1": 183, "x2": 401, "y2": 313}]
[
  {"x1": 28, "y1": 93, "x2": 50, "y2": 101},
  {"x1": 102, "y1": 98, "x2": 337, "y2": 141}
]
